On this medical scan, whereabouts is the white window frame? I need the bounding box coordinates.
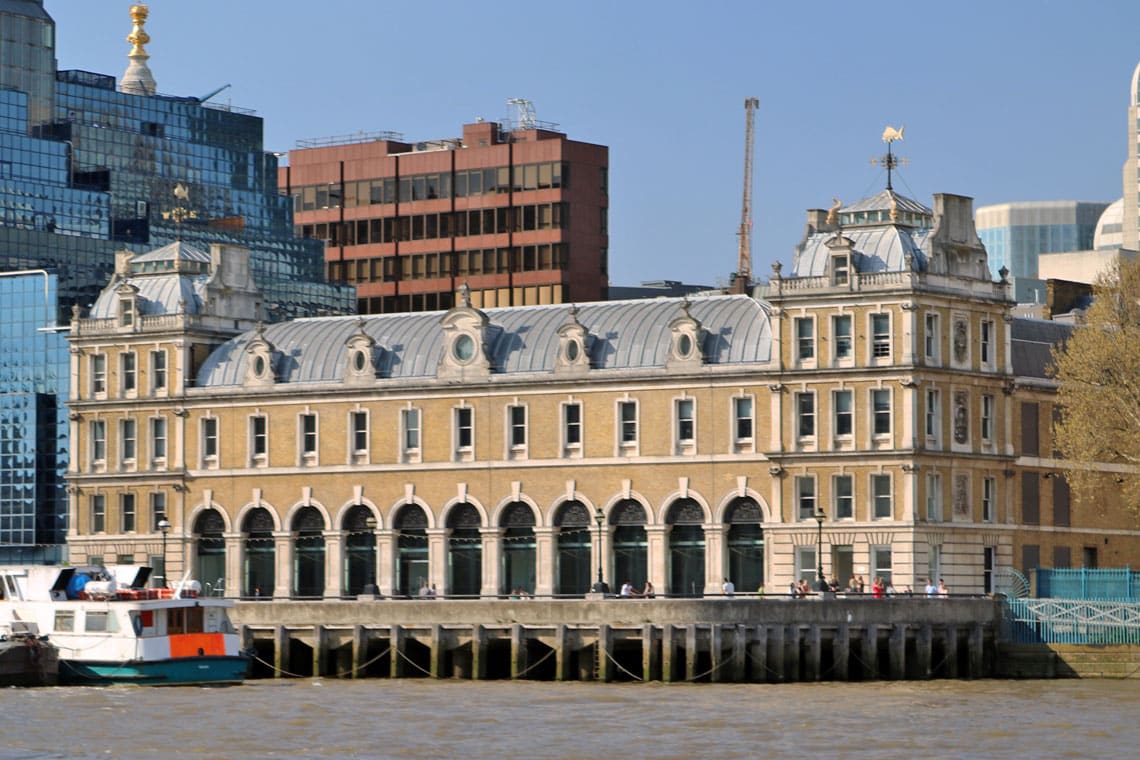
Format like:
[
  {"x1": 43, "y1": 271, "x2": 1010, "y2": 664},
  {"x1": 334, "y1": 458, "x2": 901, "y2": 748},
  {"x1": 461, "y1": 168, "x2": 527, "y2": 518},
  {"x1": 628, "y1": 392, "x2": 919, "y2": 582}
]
[
  {"x1": 120, "y1": 418, "x2": 137, "y2": 469},
  {"x1": 870, "y1": 312, "x2": 891, "y2": 361},
  {"x1": 795, "y1": 316, "x2": 815, "y2": 363},
  {"x1": 796, "y1": 475, "x2": 817, "y2": 521},
  {"x1": 121, "y1": 492, "x2": 136, "y2": 533},
  {"x1": 90, "y1": 419, "x2": 106, "y2": 469},
  {"x1": 562, "y1": 400, "x2": 582, "y2": 458},
  {"x1": 150, "y1": 349, "x2": 167, "y2": 394},
  {"x1": 871, "y1": 546, "x2": 893, "y2": 585},
  {"x1": 150, "y1": 491, "x2": 166, "y2": 532},
  {"x1": 982, "y1": 476, "x2": 996, "y2": 523},
  {"x1": 924, "y1": 312, "x2": 941, "y2": 364},
  {"x1": 121, "y1": 351, "x2": 137, "y2": 395},
  {"x1": 249, "y1": 414, "x2": 268, "y2": 467},
  {"x1": 980, "y1": 319, "x2": 995, "y2": 369},
  {"x1": 872, "y1": 388, "x2": 892, "y2": 438},
  {"x1": 298, "y1": 412, "x2": 319, "y2": 466},
  {"x1": 926, "y1": 388, "x2": 941, "y2": 443},
  {"x1": 454, "y1": 405, "x2": 474, "y2": 462},
  {"x1": 834, "y1": 474, "x2": 854, "y2": 520},
  {"x1": 832, "y1": 314, "x2": 853, "y2": 363},
  {"x1": 981, "y1": 394, "x2": 995, "y2": 444},
  {"x1": 871, "y1": 473, "x2": 892, "y2": 519},
  {"x1": 617, "y1": 399, "x2": 638, "y2": 455},
  {"x1": 401, "y1": 407, "x2": 422, "y2": 464},
  {"x1": 507, "y1": 403, "x2": 528, "y2": 459},
  {"x1": 91, "y1": 494, "x2": 106, "y2": 533},
  {"x1": 833, "y1": 389, "x2": 853, "y2": 441},
  {"x1": 928, "y1": 544, "x2": 943, "y2": 585},
  {"x1": 796, "y1": 391, "x2": 816, "y2": 440},
  {"x1": 201, "y1": 417, "x2": 219, "y2": 469},
  {"x1": 732, "y1": 395, "x2": 754, "y2": 453},
  {"x1": 150, "y1": 416, "x2": 167, "y2": 466},
  {"x1": 926, "y1": 470, "x2": 943, "y2": 522},
  {"x1": 675, "y1": 396, "x2": 695, "y2": 454},
  {"x1": 795, "y1": 546, "x2": 818, "y2": 584},
  {"x1": 350, "y1": 410, "x2": 370, "y2": 464},
  {"x1": 91, "y1": 353, "x2": 107, "y2": 396}
]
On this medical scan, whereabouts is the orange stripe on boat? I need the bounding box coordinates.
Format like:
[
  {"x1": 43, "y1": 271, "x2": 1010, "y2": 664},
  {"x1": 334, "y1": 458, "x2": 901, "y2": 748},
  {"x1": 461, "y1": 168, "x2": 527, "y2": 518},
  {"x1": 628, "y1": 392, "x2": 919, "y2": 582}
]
[{"x1": 169, "y1": 633, "x2": 226, "y2": 658}]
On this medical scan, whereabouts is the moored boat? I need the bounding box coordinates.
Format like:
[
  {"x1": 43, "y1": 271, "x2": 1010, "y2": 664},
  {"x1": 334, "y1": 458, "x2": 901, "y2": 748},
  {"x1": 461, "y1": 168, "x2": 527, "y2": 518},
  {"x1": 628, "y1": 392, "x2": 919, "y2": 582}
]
[
  {"x1": 0, "y1": 565, "x2": 248, "y2": 686},
  {"x1": 0, "y1": 622, "x2": 59, "y2": 687}
]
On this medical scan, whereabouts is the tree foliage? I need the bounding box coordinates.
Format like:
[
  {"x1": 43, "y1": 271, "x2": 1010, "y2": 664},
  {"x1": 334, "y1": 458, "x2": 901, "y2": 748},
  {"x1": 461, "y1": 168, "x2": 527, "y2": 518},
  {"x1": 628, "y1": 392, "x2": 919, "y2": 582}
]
[{"x1": 1050, "y1": 257, "x2": 1140, "y2": 514}]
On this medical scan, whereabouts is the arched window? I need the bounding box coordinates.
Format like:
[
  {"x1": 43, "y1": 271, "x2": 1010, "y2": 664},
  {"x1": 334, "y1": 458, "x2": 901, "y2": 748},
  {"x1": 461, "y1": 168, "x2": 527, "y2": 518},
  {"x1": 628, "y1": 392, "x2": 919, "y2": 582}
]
[
  {"x1": 447, "y1": 503, "x2": 483, "y2": 597},
  {"x1": 500, "y1": 502, "x2": 536, "y2": 596},
  {"x1": 666, "y1": 498, "x2": 705, "y2": 597},
  {"x1": 242, "y1": 507, "x2": 275, "y2": 598}
]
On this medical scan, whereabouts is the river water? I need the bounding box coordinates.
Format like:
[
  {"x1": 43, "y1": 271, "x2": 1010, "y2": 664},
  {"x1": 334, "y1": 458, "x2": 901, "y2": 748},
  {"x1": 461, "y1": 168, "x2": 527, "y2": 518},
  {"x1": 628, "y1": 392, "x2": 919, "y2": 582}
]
[{"x1": 2, "y1": 679, "x2": 1138, "y2": 759}]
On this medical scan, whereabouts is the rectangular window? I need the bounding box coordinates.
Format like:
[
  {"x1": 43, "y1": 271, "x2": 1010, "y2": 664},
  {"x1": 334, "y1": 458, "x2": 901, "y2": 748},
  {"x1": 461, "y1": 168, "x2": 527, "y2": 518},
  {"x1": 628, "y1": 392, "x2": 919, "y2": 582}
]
[
  {"x1": 872, "y1": 474, "x2": 892, "y2": 519},
  {"x1": 871, "y1": 547, "x2": 893, "y2": 586},
  {"x1": 1083, "y1": 546, "x2": 1098, "y2": 569},
  {"x1": 508, "y1": 405, "x2": 527, "y2": 449},
  {"x1": 926, "y1": 389, "x2": 941, "y2": 440},
  {"x1": 300, "y1": 413, "x2": 317, "y2": 460},
  {"x1": 351, "y1": 412, "x2": 369, "y2": 458},
  {"x1": 796, "y1": 318, "x2": 814, "y2": 361},
  {"x1": 676, "y1": 398, "x2": 695, "y2": 445},
  {"x1": 151, "y1": 350, "x2": 167, "y2": 392},
  {"x1": 92, "y1": 354, "x2": 106, "y2": 395},
  {"x1": 981, "y1": 394, "x2": 995, "y2": 443},
  {"x1": 455, "y1": 407, "x2": 474, "y2": 457},
  {"x1": 924, "y1": 313, "x2": 941, "y2": 363},
  {"x1": 796, "y1": 546, "x2": 818, "y2": 584},
  {"x1": 980, "y1": 320, "x2": 994, "y2": 366},
  {"x1": 202, "y1": 418, "x2": 218, "y2": 464},
  {"x1": 250, "y1": 415, "x2": 267, "y2": 464},
  {"x1": 563, "y1": 402, "x2": 582, "y2": 455},
  {"x1": 121, "y1": 493, "x2": 136, "y2": 533},
  {"x1": 982, "y1": 476, "x2": 996, "y2": 523},
  {"x1": 121, "y1": 418, "x2": 136, "y2": 463},
  {"x1": 1021, "y1": 471, "x2": 1040, "y2": 525},
  {"x1": 834, "y1": 390, "x2": 853, "y2": 438},
  {"x1": 1021, "y1": 402, "x2": 1039, "y2": 456},
  {"x1": 796, "y1": 392, "x2": 815, "y2": 438},
  {"x1": 831, "y1": 254, "x2": 849, "y2": 286},
  {"x1": 91, "y1": 420, "x2": 106, "y2": 465},
  {"x1": 54, "y1": 610, "x2": 75, "y2": 633},
  {"x1": 151, "y1": 418, "x2": 166, "y2": 461},
  {"x1": 1053, "y1": 546, "x2": 1072, "y2": 569},
  {"x1": 150, "y1": 492, "x2": 166, "y2": 532},
  {"x1": 871, "y1": 313, "x2": 891, "y2": 358},
  {"x1": 618, "y1": 401, "x2": 638, "y2": 445},
  {"x1": 91, "y1": 494, "x2": 105, "y2": 533},
  {"x1": 833, "y1": 315, "x2": 852, "y2": 360},
  {"x1": 796, "y1": 476, "x2": 817, "y2": 520},
  {"x1": 122, "y1": 352, "x2": 137, "y2": 393},
  {"x1": 1022, "y1": 544, "x2": 1040, "y2": 575},
  {"x1": 402, "y1": 408, "x2": 421, "y2": 462},
  {"x1": 927, "y1": 471, "x2": 943, "y2": 521},
  {"x1": 983, "y1": 546, "x2": 996, "y2": 594},
  {"x1": 834, "y1": 474, "x2": 853, "y2": 519},
  {"x1": 734, "y1": 397, "x2": 753, "y2": 445},
  {"x1": 873, "y1": 389, "x2": 891, "y2": 436}
]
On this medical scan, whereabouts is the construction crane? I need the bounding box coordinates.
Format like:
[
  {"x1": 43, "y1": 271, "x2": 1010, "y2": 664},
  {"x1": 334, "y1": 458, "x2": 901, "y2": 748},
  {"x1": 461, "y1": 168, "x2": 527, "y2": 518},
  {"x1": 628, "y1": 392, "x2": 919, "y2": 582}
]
[{"x1": 732, "y1": 97, "x2": 759, "y2": 295}]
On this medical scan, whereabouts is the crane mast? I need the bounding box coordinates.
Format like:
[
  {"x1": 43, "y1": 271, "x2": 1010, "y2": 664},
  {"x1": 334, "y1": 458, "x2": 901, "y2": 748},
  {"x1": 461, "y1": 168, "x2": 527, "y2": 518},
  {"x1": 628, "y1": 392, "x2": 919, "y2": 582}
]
[{"x1": 732, "y1": 97, "x2": 759, "y2": 294}]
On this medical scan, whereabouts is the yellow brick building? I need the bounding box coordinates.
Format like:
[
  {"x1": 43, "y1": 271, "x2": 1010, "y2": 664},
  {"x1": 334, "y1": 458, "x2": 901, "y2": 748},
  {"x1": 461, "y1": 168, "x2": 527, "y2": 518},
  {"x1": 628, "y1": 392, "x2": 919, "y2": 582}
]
[{"x1": 65, "y1": 190, "x2": 1140, "y2": 598}]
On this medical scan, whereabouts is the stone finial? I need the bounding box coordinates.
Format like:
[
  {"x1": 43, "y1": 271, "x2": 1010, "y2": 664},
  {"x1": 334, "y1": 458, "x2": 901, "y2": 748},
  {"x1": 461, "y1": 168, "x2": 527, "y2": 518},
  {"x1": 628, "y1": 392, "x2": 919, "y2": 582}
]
[{"x1": 457, "y1": 281, "x2": 471, "y2": 308}]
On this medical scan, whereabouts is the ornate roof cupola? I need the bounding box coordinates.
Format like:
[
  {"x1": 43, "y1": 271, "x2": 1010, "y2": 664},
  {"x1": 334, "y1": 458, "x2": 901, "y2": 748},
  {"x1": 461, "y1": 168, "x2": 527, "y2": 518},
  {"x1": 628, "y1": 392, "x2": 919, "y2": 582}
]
[
  {"x1": 666, "y1": 299, "x2": 706, "y2": 370},
  {"x1": 120, "y1": 4, "x2": 157, "y2": 97},
  {"x1": 554, "y1": 304, "x2": 594, "y2": 376},
  {"x1": 438, "y1": 283, "x2": 492, "y2": 381},
  {"x1": 344, "y1": 317, "x2": 380, "y2": 385},
  {"x1": 244, "y1": 322, "x2": 278, "y2": 388}
]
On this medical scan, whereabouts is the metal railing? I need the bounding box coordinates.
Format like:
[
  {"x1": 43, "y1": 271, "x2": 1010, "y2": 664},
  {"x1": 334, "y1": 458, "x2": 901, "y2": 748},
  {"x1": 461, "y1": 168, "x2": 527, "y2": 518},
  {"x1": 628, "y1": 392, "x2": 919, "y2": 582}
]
[
  {"x1": 1036, "y1": 567, "x2": 1139, "y2": 601},
  {"x1": 1002, "y1": 598, "x2": 1140, "y2": 645}
]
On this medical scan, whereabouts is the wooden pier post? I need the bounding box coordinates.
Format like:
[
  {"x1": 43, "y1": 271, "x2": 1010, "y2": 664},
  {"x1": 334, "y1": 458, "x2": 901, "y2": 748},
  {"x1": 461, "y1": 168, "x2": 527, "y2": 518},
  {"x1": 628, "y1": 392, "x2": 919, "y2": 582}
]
[
  {"x1": 808, "y1": 625, "x2": 822, "y2": 681},
  {"x1": 597, "y1": 624, "x2": 612, "y2": 683},
  {"x1": 312, "y1": 625, "x2": 327, "y2": 678},
  {"x1": 710, "y1": 625, "x2": 725, "y2": 683},
  {"x1": 273, "y1": 625, "x2": 289, "y2": 679},
  {"x1": 770, "y1": 625, "x2": 785, "y2": 682},
  {"x1": 390, "y1": 624, "x2": 405, "y2": 679},
  {"x1": 834, "y1": 622, "x2": 850, "y2": 681},
  {"x1": 944, "y1": 624, "x2": 959, "y2": 678},
  {"x1": 731, "y1": 625, "x2": 747, "y2": 683},
  {"x1": 685, "y1": 624, "x2": 699, "y2": 682},
  {"x1": 643, "y1": 624, "x2": 658, "y2": 682},
  {"x1": 751, "y1": 625, "x2": 768, "y2": 683},
  {"x1": 351, "y1": 625, "x2": 366, "y2": 679},
  {"x1": 430, "y1": 624, "x2": 445, "y2": 679},
  {"x1": 783, "y1": 625, "x2": 799, "y2": 682},
  {"x1": 472, "y1": 624, "x2": 487, "y2": 680},
  {"x1": 863, "y1": 624, "x2": 878, "y2": 680},
  {"x1": 555, "y1": 624, "x2": 570, "y2": 681},
  {"x1": 662, "y1": 625, "x2": 677, "y2": 683},
  {"x1": 511, "y1": 623, "x2": 526, "y2": 680},
  {"x1": 889, "y1": 623, "x2": 906, "y2": 680},
  {"x1": 916, "y1": 623, "x2": 932, "y2": 679},
  {"x1": 969, "y1": 623, "x2": 985, "y2": 678}
]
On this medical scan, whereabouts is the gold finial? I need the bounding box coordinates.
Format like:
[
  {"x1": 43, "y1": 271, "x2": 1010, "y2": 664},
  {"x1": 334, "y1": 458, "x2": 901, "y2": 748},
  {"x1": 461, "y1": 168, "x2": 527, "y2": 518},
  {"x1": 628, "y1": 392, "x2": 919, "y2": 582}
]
[
  {"x1": 826, "y1": 198, "x2": 842, "y2": 227},
  {"x1": 127, "y1": 5, "x2": 151, "y2": 59}
]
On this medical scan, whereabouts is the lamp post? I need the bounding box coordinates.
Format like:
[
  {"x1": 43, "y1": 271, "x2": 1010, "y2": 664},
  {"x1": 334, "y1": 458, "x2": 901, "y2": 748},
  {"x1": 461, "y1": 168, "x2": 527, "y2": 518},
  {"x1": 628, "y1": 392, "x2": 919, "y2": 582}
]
[
  {"x1": 593, "y1": 507, "x2": 606, "y2": 594},
  {"x1": 813, "y1": 510, "x2": 826, "y2": 593},
  {"x1": 157, "y1": 517, "x2": 171, "y2": 588},
  {"x1": 364, "y1": 516, "x2": 378, "y2": 596}
]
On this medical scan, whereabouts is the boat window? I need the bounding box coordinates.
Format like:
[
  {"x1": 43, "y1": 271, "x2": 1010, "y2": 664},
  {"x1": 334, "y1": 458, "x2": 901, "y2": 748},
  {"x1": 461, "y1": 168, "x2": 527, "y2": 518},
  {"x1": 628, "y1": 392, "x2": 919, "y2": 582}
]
[
  {"x1": 167, "y1": 606, "x2": 204, "y2": 634},
  {"x1": 84, "y1": 610, "x2": 119, "y2": 633},
  {"x1": 55, "y1": 610, "x2": 75, "y2": 632}
]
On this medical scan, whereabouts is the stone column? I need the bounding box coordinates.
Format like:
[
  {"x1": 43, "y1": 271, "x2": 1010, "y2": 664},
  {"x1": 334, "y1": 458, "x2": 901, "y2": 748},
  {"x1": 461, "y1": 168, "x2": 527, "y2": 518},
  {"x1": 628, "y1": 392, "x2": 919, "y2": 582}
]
[
  {"x1": 646, "y1": 525, "x2": 667, "y2": 592},
  {"x1": 534, "y1": 526, "x2": 555, "y2": 597},
  {"x1": 704, "y1": 524, "x2": 727, "y2": 595},
  {"x1": 481, "y1": 527, "x2": 503, "y2": 597},
  {"x1": 323, "y1": 531, "x2": 343, "y2": 599},
  {"x1": 272, "y1": 531, "x2": 291, "y2": 599},
  {"x1": 376, "y1": 531, "x2": 395, "y2": 597},
  {"x1": 224, "y1": 532, "x2": 242, "y2": 599},
  {"x1": 426, "y1": 528, "x2": 447, "y2": 595}
]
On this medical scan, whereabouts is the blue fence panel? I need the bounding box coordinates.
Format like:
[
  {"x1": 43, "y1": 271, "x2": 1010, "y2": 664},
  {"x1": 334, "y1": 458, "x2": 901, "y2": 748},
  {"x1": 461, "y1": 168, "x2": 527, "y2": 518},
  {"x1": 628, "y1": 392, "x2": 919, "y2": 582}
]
[
  {"x1": 1036, "y1": 568, "x2": 1138, "y2": 601},
  {"x1": 1002, "y1": 598, "x2": 1140, "y2": 644}
]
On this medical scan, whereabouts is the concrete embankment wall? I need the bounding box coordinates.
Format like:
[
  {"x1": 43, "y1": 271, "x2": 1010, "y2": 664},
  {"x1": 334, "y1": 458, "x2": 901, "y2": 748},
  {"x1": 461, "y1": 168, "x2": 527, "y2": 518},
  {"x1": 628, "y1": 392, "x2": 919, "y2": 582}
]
[
  {"x1": 233, "y1": 598, "x2": 1002, "y2": 682},
  {"x1": 997, "y1": 644, "x2": 1140, "y2": 679}
]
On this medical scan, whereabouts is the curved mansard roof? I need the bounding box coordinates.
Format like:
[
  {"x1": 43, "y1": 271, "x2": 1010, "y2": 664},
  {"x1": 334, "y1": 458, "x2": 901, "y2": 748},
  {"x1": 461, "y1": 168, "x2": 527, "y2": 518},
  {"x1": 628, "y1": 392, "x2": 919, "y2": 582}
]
[
  {"x1": 89, "y1": 242, "x2": 211, "y2": 318},
  {"x1": 196, "y1": 295, "x2": 773, "y2": 388},
  {"x1": 793, "y1": 226, "x2": 931, "y2": 278}
]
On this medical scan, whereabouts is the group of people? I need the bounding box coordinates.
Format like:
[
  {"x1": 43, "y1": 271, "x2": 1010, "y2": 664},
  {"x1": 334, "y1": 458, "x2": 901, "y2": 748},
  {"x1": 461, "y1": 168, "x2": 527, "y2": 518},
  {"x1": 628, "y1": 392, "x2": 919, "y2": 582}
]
[
  {"x1": 618, "y1": 580, "x2": 655, "y2": 598},
  {"x1": 923, "y1": 578, "x2": 950, "y2": 598},
  {"x1": 417, "y1": 581, "x2": 438, "y2": 598},
  {"x1": 785, "y1": 575, "x2": 947, "y2": 598}
]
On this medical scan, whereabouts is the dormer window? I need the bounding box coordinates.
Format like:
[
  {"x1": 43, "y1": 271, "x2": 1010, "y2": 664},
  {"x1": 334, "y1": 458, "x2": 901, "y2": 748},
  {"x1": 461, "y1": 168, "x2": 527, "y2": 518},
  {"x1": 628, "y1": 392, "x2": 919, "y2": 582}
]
[
  {"x1": 244, "y1": 324, "x2": 277, "y2": 388},
  {"x1": 119, "y1": 299, "x2": 134, "y2": 327},
  {"x1": 453, "y1": 333, "x2": 476, "y2": 363},
  {"x1": 344, "y1": 318, "x2": 379, "y2": 386},
  {"x1": 831, "y1": 254, "x2": 849, "y2": 286},
  {"x1": 555, "y1": 304, "x2": 593, "y2": 376},
  {"x1": 438, "y1": 296, "x2": 492, "y2": 381},
  {"x1": 666, "y1": 300, "x2": 705, "y2": 370}
]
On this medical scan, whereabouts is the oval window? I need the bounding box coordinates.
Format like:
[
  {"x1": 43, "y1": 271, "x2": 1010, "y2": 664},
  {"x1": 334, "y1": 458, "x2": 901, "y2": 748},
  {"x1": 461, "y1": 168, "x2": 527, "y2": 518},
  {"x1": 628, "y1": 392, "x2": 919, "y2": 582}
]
[
  {"x1": 677, "y1": 333, "x2": 693, "y2": 357},
  {"x1": 566, "y1": 340, "x2": 580, "y2": 362},
  {"x1": 353, "y1": 349, "x2": 367, "y2": 372},
  {"x1": 453, "y1": 334, "x2": 475, "y2": 362},
  {"x1": 253, "y1": 355, "x2": 266, "y2": 377}
]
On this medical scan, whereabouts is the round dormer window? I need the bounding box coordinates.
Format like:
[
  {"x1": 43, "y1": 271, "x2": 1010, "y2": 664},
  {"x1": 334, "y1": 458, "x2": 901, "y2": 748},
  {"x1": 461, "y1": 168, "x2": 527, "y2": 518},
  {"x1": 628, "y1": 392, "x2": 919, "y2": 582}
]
[
  {"x1": 352, "y1": 349, "x2": 367, "y2": 373},
  {"x1": 253, "y1": 355, "x2": 267, "y2": 378},
  {"x1": 565, "y1": 339, "x2": 580, "y2": 362},
  {"x1": 453, "y1": 334, "x2": 476, "y2": 362},
  {"x1": 677, "y1": 333, "x2": 693, "y2": 358}
]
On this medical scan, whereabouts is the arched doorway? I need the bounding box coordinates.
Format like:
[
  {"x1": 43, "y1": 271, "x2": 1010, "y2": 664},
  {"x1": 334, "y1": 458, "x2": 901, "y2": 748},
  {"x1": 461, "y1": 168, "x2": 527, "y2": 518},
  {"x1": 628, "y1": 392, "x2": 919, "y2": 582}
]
[
  {"x1": 725, "y1": 497, "x2": 764, "y2": 593},
  {"x1": 393, "y1": 504, "x2": 428, "y2": 597},
  {"x1": 342, "y1": 504, "x2": 376, "y2": 597},
  {"x1": 447, "y1": 502, "x2": 482, "y2": 597},
  {"x1": 666, "y1": 498, "x2": 706, "y2": 597},
  {"x1": 611, "y1": 499, "x2": 647, "y2": 591},
  {"x1": 194, "y1": 509, "x2": 226, "y2": 597},
  {"x1": 500, "y1": 502, "x2": 536, "y2": 595},
  {"x1": 292, "y1": 506, "x2": 326, "y2": 598},
  {"x1": 554, "y1": 501, "x2": 592, "y2": 596},
  {"x1": 242, "y1": 507, "x2": 275, "y2": 598}
]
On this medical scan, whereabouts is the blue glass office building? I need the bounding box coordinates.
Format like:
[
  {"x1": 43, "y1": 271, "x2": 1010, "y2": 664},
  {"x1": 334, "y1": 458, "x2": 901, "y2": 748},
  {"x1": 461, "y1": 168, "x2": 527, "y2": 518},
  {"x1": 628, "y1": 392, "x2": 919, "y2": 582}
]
[{"x1": 0, "y1": 1, "x2": 353, "y2": 560}]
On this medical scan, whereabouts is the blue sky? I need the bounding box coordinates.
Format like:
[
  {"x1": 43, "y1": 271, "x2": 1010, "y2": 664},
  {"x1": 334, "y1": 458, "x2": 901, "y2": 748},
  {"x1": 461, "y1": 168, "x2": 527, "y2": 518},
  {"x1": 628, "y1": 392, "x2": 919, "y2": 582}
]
[{"x1": 51, "y1": 1, "x2": 1140, "y2": 289}]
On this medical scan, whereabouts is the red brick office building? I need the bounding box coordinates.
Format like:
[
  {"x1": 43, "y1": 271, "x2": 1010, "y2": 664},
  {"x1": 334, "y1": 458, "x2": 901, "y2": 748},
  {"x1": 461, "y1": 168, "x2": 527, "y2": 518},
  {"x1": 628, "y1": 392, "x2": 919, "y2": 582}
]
[{"x1": 281, "y1": 120, "x2": 609, "y2": 313}]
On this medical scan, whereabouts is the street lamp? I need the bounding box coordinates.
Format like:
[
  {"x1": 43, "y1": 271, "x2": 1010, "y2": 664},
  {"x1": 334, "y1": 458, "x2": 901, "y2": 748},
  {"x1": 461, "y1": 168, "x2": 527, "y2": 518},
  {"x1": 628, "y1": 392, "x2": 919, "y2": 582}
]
[
  {"x1": 813, "y1": 510, "x2": 826, "y2": 593},
  {"x1": 593, "y1": 507, "x2": 607, "y2": 594},
  {"x1": 157, "y1": 516, "x2": 171, "y2": 588},
  {"x1": 364, "y1": 516, "x2": 378, "y2": 596}
]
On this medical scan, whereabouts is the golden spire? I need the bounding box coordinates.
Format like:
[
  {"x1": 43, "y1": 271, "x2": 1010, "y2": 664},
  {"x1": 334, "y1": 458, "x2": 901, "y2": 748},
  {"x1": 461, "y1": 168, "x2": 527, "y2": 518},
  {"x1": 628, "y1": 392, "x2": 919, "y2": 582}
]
[
  {"x1": 121, "y1": 4, "x2": 157, "y2": 96},
  {"x1": 127, "y1": 5, "x2": 151, "y2": 59}
]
